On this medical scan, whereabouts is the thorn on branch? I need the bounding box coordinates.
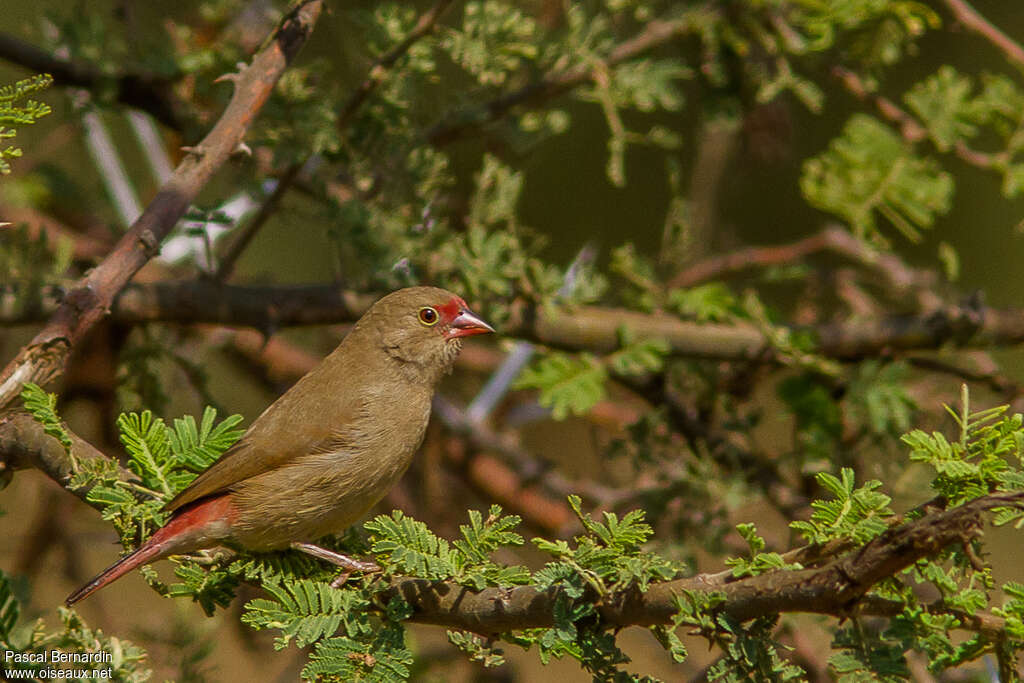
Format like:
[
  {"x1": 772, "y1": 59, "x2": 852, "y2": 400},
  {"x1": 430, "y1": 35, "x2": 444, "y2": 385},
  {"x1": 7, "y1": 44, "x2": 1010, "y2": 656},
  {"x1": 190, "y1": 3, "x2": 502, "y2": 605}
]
[
  {"x1": 136, "y1": 229, "x2": 160, "y2": 257},
  {"x1": 214, "y1": 64, "x2": 247, "y2": 84}
]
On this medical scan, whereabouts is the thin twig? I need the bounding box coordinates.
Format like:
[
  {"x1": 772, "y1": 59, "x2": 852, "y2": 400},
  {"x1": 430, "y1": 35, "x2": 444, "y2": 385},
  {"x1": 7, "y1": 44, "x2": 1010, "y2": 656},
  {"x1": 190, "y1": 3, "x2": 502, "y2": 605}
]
[
  {"x1": 833, "y1": 65, "x2": 1000, "y2": 170},
  {"x1": 214, "y1": 162, "x2": 304, "y2": 281},
  {"x1": 669, "y1": 225, "x2": 941, "y2": 309},
  {"x1": 941, "y1": 0, "x2": 1024, "y2": 69},
  {"x1": 425, "y1": 17, "x2": 690, "y2": 146},
  {"x1": 338, "y1": 0, "x2": 458, "y2": 129}
]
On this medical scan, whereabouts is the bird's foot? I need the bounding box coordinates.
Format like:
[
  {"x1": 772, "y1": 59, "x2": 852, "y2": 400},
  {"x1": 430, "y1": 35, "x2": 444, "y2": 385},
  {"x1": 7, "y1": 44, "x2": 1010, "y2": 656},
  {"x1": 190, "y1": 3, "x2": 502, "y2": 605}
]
[
  {"x1": 290, "y1": 542, "x2": 381, "y2": 584},
  {"x1": 330, "y1": 571, "x2": 355, "y2": 589}
]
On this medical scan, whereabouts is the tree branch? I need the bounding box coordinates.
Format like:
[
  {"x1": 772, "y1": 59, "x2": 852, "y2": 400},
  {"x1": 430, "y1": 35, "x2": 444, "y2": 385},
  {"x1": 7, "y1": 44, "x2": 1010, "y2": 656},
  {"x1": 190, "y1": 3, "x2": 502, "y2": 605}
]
[
  {"x1": 425, "y1": 16, "x2": 690, "y2": 146},
  {"x1": 940, "y1": 0, "x2": 1024, "y2": 69},
  {"x1": 4, "y1": 279, "x2": 1021, "y2": 361},
  {"x1": 0, "y1": 0, "x2": 325, "y2": 410},
  {"x1": 669, "y1": 225, "x2": 941, "y2": 310},
  {"x1": 3, "y1": 397, "x2": 1018, "y2": 640},
  {"x1": 0, "y1": 32, "x2": 191, "y2": 132},
  {"x1": 0, "y1": 412, "x2": 135, "y2": 506},
  {"x1": 338, "y1": 0, "x2": 458, "y2": 130},
  {"x1": 832, "y1": 65, "x2": 1000, "y2": 170},
  {"x1": 389, "y1": 491, "x2": 1024, "y2": 634}
]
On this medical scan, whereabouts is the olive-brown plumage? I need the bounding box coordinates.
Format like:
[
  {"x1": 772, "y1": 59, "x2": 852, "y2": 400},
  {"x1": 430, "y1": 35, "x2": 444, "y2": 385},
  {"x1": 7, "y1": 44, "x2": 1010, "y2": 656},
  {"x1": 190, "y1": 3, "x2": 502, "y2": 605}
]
[{"x1": 67, "y1": 287, "x2": 493, "y2": 605}]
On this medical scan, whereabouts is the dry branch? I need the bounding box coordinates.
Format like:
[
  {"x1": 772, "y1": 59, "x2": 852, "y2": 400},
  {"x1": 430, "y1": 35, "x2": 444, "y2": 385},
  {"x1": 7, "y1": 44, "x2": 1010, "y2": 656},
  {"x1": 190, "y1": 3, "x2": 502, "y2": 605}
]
[
  {"x1": 0, "y1": 0, "x2": 325, "y2": 410},
  {"x1": 0, "y1": 412, "x2": 135, "y2": 505}
]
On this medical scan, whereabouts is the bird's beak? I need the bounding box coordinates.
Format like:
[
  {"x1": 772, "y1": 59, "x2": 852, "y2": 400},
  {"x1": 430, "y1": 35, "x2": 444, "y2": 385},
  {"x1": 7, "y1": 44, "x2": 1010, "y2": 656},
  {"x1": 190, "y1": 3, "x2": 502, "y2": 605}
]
[{"x1": 446, "y1": 307, "x2": 495, "y2": 339}]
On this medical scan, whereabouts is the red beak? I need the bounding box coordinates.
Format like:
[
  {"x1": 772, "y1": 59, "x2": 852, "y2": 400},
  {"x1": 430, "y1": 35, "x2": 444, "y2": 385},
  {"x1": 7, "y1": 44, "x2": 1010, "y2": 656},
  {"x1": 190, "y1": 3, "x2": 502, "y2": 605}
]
[{"x1": 446, "y1": 307, "x2": 495, "y2": 340}]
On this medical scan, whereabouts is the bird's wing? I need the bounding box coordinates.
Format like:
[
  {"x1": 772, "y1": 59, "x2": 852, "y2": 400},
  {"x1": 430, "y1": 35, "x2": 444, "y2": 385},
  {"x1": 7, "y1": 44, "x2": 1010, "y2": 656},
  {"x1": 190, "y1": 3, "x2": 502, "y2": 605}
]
[
  {"x1": 163, "y1": 438, "x2": 264, "y2": 512},
  {"x1": 163, "y1": 359, "x2": 363, "y2": 513}
]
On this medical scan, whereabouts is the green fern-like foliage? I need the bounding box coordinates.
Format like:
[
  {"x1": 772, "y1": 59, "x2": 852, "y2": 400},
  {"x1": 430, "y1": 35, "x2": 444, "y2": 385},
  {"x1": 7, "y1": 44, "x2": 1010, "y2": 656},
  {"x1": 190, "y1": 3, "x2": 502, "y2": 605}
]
[
  {"x1": 801, "y1": 114, "x2": 953, "y2": 244},
  {"x1": 18, "y1": 339, "x2": 1024, "y2": 680},
  {"x1": 0, "y1": 74, "x2": 52, "y2": 175},
  {"x1": 71, "y1": 407, "x2": 243, "y2": 550},
  {"x1": 365, "y1": 511, "x2": 457, "y2": 580},
  {"x1": 0, "y1": 568, "x2": 150, "y2": 681},
  {"x1": 789, "y1": 469, "x2": 895, "y2": 545},
  {"x1": 667, "y1": 283, "x2": 741, "y2": 322},
  {"x1": 243, "y1": 580, "x2": 374, "y2": 649},
  {"x1": 20, "y1": 382, "x2": 73, "y2": 456},
  {"x1": 725, "y1": 523, "x2": 803, "y2": 578},
  {"x1": 301, "y1": 623, "x2": 413, "y2": 683},
  {"x1": 515, "y1": 352, "x2": 608, "y2": 419},
  {"x1": 902, "y1": 386, "x2": 1024, "y2": 507}
]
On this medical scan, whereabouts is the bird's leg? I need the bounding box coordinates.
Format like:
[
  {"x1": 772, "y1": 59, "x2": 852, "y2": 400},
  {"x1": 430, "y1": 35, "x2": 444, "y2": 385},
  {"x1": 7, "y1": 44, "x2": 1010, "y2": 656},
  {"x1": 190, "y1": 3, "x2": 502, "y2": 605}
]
[{"x1": 290, "y1": 542, "x2": 381, "y2": 580}]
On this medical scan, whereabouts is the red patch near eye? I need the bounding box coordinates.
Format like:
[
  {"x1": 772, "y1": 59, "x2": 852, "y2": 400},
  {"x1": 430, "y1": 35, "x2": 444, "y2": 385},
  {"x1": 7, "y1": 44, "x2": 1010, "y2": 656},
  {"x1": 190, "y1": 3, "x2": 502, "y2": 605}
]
[{"x1": 436, "y1": 297, "x2": 464, "y2": 323}]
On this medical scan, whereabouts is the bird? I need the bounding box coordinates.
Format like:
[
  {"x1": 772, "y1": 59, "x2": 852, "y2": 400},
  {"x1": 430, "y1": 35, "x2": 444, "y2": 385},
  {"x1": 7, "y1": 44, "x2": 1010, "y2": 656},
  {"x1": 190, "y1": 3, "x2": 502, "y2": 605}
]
[{"x1": 66, "y1": 286, "x2": 494, "y2": 605}]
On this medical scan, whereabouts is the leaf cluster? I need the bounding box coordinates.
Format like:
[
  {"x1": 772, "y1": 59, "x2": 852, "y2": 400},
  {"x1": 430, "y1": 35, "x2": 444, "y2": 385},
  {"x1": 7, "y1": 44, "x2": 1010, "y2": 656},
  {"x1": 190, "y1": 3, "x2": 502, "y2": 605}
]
[
  {"x1": 0, "y1": 74, "x2": 52, "y2": 175},
  {"x1": 0, "y1": 568, "x2": 150, "y2": 681}
]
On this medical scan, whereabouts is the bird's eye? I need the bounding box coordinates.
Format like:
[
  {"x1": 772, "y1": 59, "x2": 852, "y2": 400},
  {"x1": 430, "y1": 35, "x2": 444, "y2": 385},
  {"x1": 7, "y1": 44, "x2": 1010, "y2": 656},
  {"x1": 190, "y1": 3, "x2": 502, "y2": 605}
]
[{"x1": 418, "y1": 306, "x2": 439, "y2": 326}]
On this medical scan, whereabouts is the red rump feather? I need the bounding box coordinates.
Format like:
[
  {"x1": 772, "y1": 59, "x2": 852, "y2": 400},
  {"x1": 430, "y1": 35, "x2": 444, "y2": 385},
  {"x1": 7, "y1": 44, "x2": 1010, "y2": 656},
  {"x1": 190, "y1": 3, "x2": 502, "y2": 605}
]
[{"x1": 65, "y1": 494, "x2": 236, "y2": 605}]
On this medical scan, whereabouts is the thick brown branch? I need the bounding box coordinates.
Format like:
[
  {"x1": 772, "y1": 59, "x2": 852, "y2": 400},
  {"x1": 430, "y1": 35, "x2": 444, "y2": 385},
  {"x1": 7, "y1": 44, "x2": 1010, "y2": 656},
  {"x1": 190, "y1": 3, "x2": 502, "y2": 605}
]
[
  {"x1": 4, "y1": 280, "x2": 1023, "y2": 361},
  {"x1": 0, "y1": 0, "x2": 324, "y2": 410},
  {"x1": 0, "y1": 412, "x2": 135, "y2": 506},
  {"x1": 389, "y1": 491, "x2": 1024, "y2": 634},
  {"x1": 0, "y1": 32, "x2": 190, "y2": 131}
]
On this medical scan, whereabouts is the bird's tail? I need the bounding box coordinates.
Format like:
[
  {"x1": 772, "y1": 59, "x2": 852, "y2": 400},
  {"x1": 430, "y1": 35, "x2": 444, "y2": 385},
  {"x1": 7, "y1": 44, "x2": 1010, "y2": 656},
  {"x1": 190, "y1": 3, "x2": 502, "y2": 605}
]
[
  {"x1": 65, "y1": 538, "x2": 166, "y2": 606},
  {"x1": 65, "y1": 494, "x2": 234, "y2": 606}
]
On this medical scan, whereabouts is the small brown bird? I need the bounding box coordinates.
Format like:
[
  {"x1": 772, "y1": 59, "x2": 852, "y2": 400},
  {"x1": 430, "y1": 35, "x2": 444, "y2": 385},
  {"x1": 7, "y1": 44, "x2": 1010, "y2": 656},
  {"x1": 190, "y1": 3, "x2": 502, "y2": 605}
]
[{"x1": 67, "y1": 287, "x2": 493, "y2": 604}]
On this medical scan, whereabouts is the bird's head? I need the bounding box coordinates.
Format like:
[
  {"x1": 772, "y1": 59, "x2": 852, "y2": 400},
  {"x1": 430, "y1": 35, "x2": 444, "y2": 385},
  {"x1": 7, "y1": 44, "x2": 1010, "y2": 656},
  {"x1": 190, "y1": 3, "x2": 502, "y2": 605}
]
[{"x1": 362, "y1": 286, "x2": 494, "y2": 383}]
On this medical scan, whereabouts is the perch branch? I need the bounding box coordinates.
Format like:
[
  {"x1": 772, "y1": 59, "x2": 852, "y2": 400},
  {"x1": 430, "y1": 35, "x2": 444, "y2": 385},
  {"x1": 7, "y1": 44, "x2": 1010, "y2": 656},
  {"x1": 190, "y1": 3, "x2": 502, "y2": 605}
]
[
  {"x1": 0, "y1": 412, "x2": 135, "y2": 505},
  {"x1": 4, "y1": 403, "x2": 1017, "y2": 639},
  {"x1": 387, "y1": 491, "x2": 1024, "y2": 634}
]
